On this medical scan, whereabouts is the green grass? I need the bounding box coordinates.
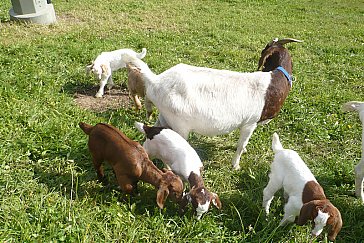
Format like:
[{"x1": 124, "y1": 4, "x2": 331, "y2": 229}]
[{"x1": 1, "y1": 0, "x2": 364, "y2": 242}]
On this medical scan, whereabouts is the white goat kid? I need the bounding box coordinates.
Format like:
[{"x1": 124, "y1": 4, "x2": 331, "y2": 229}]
[
  {"x1": 125, "y1": 38, "x2": 302, "y2": 169},
  {"x1": 86, "y1": 48, "x2": 146, "y2": 98},
  {"x1": 342, "y1": 101, "x2": 364, "y2": 203}
]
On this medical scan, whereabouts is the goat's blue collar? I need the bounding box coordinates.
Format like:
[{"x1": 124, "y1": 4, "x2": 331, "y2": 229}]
[{"x1": 276, "y1": 66, "x2": 292, "y2": 87}]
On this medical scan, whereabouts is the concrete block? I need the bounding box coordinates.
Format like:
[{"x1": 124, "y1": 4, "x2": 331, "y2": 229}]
[{"x1": 9, "y1": 0, "x2": 56, "y2": 25}]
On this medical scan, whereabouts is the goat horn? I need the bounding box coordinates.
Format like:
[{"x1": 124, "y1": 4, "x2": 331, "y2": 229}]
[{"x1": 276, "y1": 38, "x2": 303, "y2": 45}]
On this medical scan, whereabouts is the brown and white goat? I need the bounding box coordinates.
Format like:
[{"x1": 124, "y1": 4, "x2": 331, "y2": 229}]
[
  {"x1": 263, "y1": 133, "x2": 342, "y2": 241},
  {"x1": 124, "y1": 38, "x2": 302, "y2": 170},
  {"x1": 179, "y1": 172, "x2": 221, "y2": 220},
  {"x1": 79, "y1": 122, "x2": 184, "y2": 209},
  {"x1": 135, "y1": 122, "x2": 221, "y2": 219}
]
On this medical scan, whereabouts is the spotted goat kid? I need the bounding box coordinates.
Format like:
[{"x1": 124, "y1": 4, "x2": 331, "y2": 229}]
[
  {"x1": 135, "y1": 122, "x2": 221, "y2": 220},
  {"x1": 263, "y1": 133, "x2": 342, "y2": 241}
]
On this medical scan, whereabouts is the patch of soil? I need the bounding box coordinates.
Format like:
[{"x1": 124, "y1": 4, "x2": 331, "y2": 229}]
[{"x1": 74, "y1": 86, "x2": 132, "y2": 113}]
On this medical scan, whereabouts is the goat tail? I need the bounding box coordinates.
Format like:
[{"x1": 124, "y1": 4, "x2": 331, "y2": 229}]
[
  {"x1": 137, "y1": 48, "x2": 147, "y2": 59},
  {"x1": 134, "y1": 121, "x2": 146, "y2": 134},
  {"x1": 342, "y1": 101, "x2": 364, "y2": 113},
  {"x1": 79, "y1": 122, "x2": 94, "y2": 135},
  {"x1": 272, "y1": 132, "x2": 284, "y2": 153}
]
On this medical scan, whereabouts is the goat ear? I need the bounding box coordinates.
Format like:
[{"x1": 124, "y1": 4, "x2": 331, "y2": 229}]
[
  {"x1": 85, "y1": 64, "x2": 93, "y2": 74},
  {"x1": 297, "y1": 201, "x2": 317, "y2": 225},
  {"x1": 211, "y1": 193, "x2": 222, "y2": 209},
  {"x1": 257, "y1": 48, "x2": 275, "y2": 71},
  {"x1": 156, "y1": 186, "x2": 169, "y2": 209},
  {"x1": 328, "y1": 207, "x2": 343, "y2": 241}
]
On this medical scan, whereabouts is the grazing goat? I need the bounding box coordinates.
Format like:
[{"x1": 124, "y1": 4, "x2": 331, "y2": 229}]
[
  {"x1": 263, "y1": 133, "x2": 342, "y2": 241},
  {"x1": 135, "y1": 122, "x2": 221, "y2": 220},
  {"x1": 86, "y1": 48, "x2": 147, "y2": 108},
  {"x1": 125, "y1": 38, "x2": 302, "y2": 170},
  {"x1": 342, "y1": 101, "x2": 364, "y2": 203},
  {"x1": 79, "y1": 122, "x2": 184, "y2": 209},
  {"x1": 126, "y1": 63, "x2": 153, "y2": 119}
]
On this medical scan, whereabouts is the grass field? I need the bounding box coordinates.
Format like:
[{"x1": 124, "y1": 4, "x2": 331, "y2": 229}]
[{"x1": 0, "y1": 0, "x2": 363, "y2": 242}]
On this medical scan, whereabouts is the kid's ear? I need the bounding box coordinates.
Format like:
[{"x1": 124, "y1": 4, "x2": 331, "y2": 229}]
[
  {"x1": 211, "y1": 193, "x2": 222, "y2": 209},
  {"x1": 85, "y1": 64, "x2": 93, "y2": 74},
  {"x1": 297, "y1": 200, "x2": 318, "y2": 225},
  {"x1": 328, "y1": 206, "x2": 343, "y2": 242},
  {"x1": 156, "y1": 186, "x2": 169, "y2": 209}
]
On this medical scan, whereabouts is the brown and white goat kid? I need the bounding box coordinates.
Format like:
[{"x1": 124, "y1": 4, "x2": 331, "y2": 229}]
[
  {"x1": 85, "y1": 48, "x2": 147, "y2": 104},
  {"x1": 79, "y1": 122, "x2": 184, "y2": 209},
  {"x1": 125, "y1": 38, "x2": 302, "y2": 170},
  {"x1": 135, "y1": 122, "x2": 221, "y2": 220},
  {"x1": 263, "y1": 133, "x2": 342, "y2": 241},
  {"x1": 342, "y1": 101, "x2": 364, "y2": 203}
]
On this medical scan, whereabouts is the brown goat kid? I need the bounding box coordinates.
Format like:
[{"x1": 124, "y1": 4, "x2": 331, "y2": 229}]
[
  {"x1": 79, "y1": 122, "x2": 184, "y2": 209},
  {"x1": 126, "y1": 63, "x2": 153, "y2": 119}
]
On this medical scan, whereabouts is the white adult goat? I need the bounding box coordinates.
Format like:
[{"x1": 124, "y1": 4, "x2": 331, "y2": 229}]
[{"x1": 126, "y1": 38, "x2": 302, "y2": 169}]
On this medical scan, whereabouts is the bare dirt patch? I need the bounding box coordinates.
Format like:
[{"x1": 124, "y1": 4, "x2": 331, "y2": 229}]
[{"x1": 73, "y1": 86, "x2": 132, "y2": 113}]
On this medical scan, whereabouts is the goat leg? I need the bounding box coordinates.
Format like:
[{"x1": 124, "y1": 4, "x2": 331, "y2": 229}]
[
  {"x1": 355, "y1": 158, "x2": 364, "y2": 202},
  {"x1": 232, "y1": 123, "x2": 257, "y2": 170},
  {"x1": 92, "y1": 157, "x2": 108, "y2": 185}
]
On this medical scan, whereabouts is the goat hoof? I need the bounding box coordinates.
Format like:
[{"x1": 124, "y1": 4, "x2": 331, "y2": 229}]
[
  {"x1": 233, "y1": 164, "x2": 241, "y2": 170},
  {"x1": 95, "y1": 93, "x2": 103, "y2": 98}
]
